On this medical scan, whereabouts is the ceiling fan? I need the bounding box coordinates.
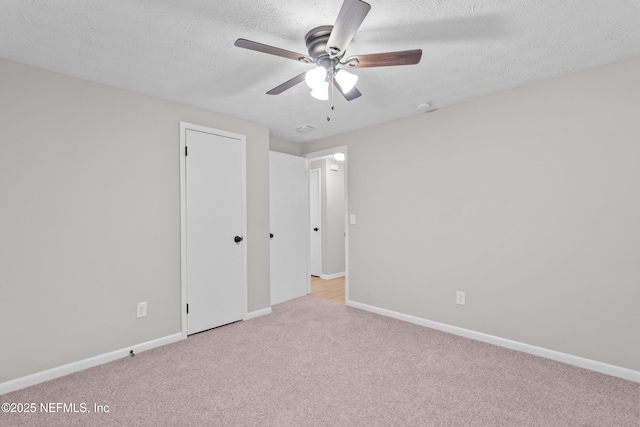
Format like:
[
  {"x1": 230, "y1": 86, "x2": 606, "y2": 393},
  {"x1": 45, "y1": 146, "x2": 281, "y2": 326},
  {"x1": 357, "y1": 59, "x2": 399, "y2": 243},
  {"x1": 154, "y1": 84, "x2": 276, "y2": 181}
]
[{"x1": 234, "y1": 0, "x2": 422, "y2": 102}]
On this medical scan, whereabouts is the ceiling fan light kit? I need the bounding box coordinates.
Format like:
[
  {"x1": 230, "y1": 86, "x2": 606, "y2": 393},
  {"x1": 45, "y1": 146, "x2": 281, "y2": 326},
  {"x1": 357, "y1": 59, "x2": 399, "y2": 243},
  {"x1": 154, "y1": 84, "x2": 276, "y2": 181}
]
[
  {"x1": 234, "y1": 0, "x2": 422, "y2": 106},
  {"x1": 334, "y1": 69, "x2": 358, "y2": 93},
  {"x1": 305, "y1": 66, "x2": 358, "y2": 100},
  {"x1": 305, "y1": 66, "x2": 328, "y2": 90},
  {"x1": 311, "y1": 82, "x2": 330, "y2": 101}
]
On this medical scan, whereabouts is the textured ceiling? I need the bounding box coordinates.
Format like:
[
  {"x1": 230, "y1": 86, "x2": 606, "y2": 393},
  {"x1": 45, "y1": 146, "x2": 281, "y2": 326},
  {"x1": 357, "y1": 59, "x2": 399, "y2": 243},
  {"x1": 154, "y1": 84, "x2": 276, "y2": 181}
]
[{"x1": 2, "y1": 0, "x2": 640, "y2": 143}]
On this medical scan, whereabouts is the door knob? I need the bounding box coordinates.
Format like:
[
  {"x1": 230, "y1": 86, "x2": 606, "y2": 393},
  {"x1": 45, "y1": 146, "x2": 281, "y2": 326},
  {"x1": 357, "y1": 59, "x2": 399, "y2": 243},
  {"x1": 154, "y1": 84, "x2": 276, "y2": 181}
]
[
  {"x1": 313, "y1": 227, "x2": 319, "y2": 232},
  {"x1": 234, "y1": 236, "x2": 243, "y2": 243},
  {"x1": 270, "y1": 233, "x2": 274, "y2": 239}
]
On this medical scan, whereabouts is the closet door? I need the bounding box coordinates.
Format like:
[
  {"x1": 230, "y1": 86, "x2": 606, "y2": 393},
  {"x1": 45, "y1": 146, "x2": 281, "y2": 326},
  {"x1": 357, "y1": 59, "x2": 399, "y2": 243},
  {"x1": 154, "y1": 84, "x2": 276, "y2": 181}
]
[
  {"x1": 185, "y1": 127, "x2": 245, "y2": 334},
  {"x1": 269, "y1": 151, "x2": 309, "y2": 305}
]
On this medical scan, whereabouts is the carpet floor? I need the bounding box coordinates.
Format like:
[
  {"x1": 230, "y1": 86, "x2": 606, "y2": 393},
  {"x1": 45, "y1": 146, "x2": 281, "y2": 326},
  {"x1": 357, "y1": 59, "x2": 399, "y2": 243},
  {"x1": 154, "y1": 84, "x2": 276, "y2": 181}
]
[{"x1": 2, "y1": 296, "x2": 638, "y2": 426}]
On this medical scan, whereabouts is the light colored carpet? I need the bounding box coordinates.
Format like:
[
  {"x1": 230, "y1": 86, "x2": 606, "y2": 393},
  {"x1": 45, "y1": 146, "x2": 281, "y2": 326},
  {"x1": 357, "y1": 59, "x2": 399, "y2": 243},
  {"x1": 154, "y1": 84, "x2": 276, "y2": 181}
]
[{"x1": 2, "y1": 295, "x2": 638, "y2": 426}]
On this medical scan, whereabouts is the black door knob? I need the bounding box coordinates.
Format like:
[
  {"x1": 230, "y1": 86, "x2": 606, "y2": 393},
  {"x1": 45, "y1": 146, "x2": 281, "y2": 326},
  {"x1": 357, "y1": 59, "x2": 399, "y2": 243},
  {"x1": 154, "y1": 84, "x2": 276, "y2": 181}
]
[
  {"x1": 234, "y1": 236, "x2": 243, "y2": 243},
  {"x1": 270, "y1": 233, "x2": 274, "y2": 239},
  {"x1": 313, "y1": 227, "x2": 319, "y2": 232}
]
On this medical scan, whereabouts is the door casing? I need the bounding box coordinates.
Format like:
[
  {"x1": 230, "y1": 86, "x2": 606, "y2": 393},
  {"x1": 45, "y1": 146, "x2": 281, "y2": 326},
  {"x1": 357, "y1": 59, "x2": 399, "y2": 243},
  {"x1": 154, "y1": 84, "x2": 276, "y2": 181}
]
[{"x1": 309, "y1": 168, "x2": 322, "y2": 277}]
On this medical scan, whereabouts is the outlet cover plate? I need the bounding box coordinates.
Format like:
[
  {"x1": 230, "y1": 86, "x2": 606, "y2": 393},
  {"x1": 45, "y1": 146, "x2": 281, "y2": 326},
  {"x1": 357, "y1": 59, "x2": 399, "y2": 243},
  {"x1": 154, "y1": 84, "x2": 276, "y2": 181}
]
[
  {"x1": 456, "y1": 291, "x2": 466, "y2": 306},
  {"x1": 136, "y1": 302, "x2": 147, "y2": 318}
]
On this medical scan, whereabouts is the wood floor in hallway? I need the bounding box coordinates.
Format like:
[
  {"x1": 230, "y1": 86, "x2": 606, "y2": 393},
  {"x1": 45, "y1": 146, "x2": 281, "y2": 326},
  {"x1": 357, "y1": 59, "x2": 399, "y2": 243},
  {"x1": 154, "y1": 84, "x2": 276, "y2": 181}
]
[{"x1": 310, "y1": 275, "x2": 345, "y2": 304}]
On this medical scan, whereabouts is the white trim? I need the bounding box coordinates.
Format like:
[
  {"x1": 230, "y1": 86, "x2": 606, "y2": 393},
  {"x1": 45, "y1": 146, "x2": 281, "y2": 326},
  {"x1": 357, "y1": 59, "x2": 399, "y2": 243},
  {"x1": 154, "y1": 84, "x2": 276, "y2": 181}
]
[
  {"x1": 239, "y1": 135, "x2": 248, "y2": 322},
  {"x1": 0, "y1": 333, "x2": 184, "y2": 395},
  {"x1": 306, "y1": 165, "x2": 311, "y2": 295},
  {"x1": 180, "y1": 123, "x2": 188, "y2": 339},
  {"x1": 244, "y1": 307, "x2": 273, "y2": 320},
  {"x1": 320, "y1": 272, "x2": 346, "y2": 280},
  {"x1": 179, "y1": 122, "x2": 248, "y2": 337},
  {"x1": 343, "y1": 147, "x2": 349, "y2": 303},
  {"x1": 308, "y1": 167, "x2": 322, "y2": 277},
  {"x1": 346, "y1": 300, "x2": 640, "y2": 384}
]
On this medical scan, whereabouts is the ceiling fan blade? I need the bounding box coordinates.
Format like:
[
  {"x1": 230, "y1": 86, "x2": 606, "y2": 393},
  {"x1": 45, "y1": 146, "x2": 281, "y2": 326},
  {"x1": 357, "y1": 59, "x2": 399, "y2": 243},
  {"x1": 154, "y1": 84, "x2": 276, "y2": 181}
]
[
  {"x1": 332, "y1": 77, "x2": 362, "y2": 101},
  {"x1": 344, "y1": 49, "x2": 422, "y2": 68},
  {"x1": 235, "y1": 39, "x2": 312, "y2": 63},
  {"x1": 326, "y1": 0, "x2": 371, "y2": 58},
  {"x1": 266, "y1": 72, "x2": 307, "y2": 95}
]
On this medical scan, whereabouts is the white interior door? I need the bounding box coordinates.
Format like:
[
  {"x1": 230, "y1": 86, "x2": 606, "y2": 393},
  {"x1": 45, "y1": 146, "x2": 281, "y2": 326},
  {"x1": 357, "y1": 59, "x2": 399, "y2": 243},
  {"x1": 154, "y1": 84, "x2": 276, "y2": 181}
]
[
  {"x1": 185, "y1": 127, "x2": 245, "y2": 334},
  {"x1": 309, "y1": 168, "x2": 322, "y2": 276},
  {"x1": 269, "y1": 151, "x2": 309, "y2": 305}
]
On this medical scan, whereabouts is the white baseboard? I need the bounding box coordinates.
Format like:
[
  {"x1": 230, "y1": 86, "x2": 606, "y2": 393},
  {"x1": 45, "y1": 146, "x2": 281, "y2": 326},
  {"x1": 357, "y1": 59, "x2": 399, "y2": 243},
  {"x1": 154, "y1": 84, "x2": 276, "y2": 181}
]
[
  {"x1": 346, "y1": 300, "x2": 640, "y2": 384},
  {"x1": 2, "y1": 308, "x2": 274, "y2": 395},
  {"x1": 320, "y1": 272, "x2": 345, "y2": 280},
  {"x1": 0, "y1": 333, "x2": 184, "y2": 395},
  {"x1": 245, "y1": 306, "x2": 272, "y2": 320}
]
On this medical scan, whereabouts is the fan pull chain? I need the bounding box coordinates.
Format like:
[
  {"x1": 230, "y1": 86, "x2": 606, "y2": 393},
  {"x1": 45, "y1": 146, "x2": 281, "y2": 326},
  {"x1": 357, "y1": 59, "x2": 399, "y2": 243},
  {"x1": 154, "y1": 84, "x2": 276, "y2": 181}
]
[{"x1": 327, "y1": 75, "x2": 335, "y2": 122}]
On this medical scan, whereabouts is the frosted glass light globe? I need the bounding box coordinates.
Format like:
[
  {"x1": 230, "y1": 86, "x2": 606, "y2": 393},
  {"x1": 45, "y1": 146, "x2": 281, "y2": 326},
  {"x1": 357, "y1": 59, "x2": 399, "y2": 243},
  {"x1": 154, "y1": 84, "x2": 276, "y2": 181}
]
[{"x1": 305, "y1": 66, "x2": 327, "y2": 90}]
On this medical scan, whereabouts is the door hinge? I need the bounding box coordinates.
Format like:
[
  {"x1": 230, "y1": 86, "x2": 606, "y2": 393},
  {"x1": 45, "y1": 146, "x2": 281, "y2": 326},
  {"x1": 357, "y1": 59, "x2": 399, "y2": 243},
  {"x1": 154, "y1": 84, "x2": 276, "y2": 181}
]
[
  {"x1": 186, "y1": 303, "x2": 189, "y2": 314},
  {"x1": 185, "y1": 146, "x2": 188, "y2": 156}
]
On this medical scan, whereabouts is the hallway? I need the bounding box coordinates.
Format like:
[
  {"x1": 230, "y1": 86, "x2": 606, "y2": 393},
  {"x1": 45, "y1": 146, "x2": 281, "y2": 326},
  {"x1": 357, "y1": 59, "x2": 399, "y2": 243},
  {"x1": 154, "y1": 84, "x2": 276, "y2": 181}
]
[{"x1": 310, "y1": 276, "x2": 345, "y2": 304}]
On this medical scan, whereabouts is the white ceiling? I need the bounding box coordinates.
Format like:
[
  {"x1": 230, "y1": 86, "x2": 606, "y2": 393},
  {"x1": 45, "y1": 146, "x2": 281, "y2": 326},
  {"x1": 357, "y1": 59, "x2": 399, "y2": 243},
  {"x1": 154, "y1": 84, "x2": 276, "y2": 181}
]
[{"x1": 2, "y1": 1, "x2": 640, "y2": 143}]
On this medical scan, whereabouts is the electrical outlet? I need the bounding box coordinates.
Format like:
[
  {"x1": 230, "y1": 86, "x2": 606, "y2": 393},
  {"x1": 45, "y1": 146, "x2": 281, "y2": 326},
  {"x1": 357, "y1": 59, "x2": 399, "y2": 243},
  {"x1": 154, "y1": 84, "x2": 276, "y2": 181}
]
[
  {"x1": 136, "y1": 302, "x2": 147, "y2": 318},
  {"x1": 456, "y1": 291, "x2": 466, "y2": 306}
]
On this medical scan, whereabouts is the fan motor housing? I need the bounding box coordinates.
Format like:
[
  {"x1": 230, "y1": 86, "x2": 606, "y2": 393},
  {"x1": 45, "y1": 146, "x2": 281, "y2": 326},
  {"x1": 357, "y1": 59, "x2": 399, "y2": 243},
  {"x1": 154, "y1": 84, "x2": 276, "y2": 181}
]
[{"x1": 305, "y1": 25, "x2": 340, "y2": 60}]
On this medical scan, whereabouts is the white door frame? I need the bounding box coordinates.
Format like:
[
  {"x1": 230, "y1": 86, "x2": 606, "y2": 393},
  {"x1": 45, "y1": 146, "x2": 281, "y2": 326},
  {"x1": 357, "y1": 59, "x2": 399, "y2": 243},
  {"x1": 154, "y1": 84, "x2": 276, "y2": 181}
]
[
  {"x1": 308, "y1": 167, "x2": 322, "y2": 279},
  {"x1": 303, "y1": 145, "x2": 349, "y2": 302},
  {"x1": 179, "y1": 121, "x2": 248, "y2": 339}
]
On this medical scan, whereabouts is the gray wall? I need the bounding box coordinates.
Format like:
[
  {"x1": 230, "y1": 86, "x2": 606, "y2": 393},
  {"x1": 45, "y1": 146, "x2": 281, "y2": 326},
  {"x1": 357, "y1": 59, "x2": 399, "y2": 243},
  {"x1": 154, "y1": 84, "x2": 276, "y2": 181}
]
[
  {"x1": 0, "y1": 59, "x2": 271, "y2": 383},
  {"x1": 303, "y1": 56, "x2": 640, "y2": 372},
  {"x1": 269, "y1": 137, "x2": 303, "y2": 156},
  {"x1": 309, "y1": 159, "x2": 345, "y2": 277}
]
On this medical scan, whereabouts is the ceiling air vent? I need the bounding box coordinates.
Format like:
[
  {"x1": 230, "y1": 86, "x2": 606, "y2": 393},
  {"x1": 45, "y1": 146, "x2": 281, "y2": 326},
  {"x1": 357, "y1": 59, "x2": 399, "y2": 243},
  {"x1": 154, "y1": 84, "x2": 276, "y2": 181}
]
[{"x1": 294, "y1": 124, "x2": 317, "y2": 134}]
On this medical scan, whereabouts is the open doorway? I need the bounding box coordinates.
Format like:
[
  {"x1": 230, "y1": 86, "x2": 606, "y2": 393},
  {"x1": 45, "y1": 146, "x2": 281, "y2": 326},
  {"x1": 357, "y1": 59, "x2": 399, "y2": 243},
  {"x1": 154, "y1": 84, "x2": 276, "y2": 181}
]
[
  {"x1": 311, "y1": 275, "x2": 345, "y2": 304},
  {"x1": 304, "y1": 146, "x2": 348, "y2": 304}
]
